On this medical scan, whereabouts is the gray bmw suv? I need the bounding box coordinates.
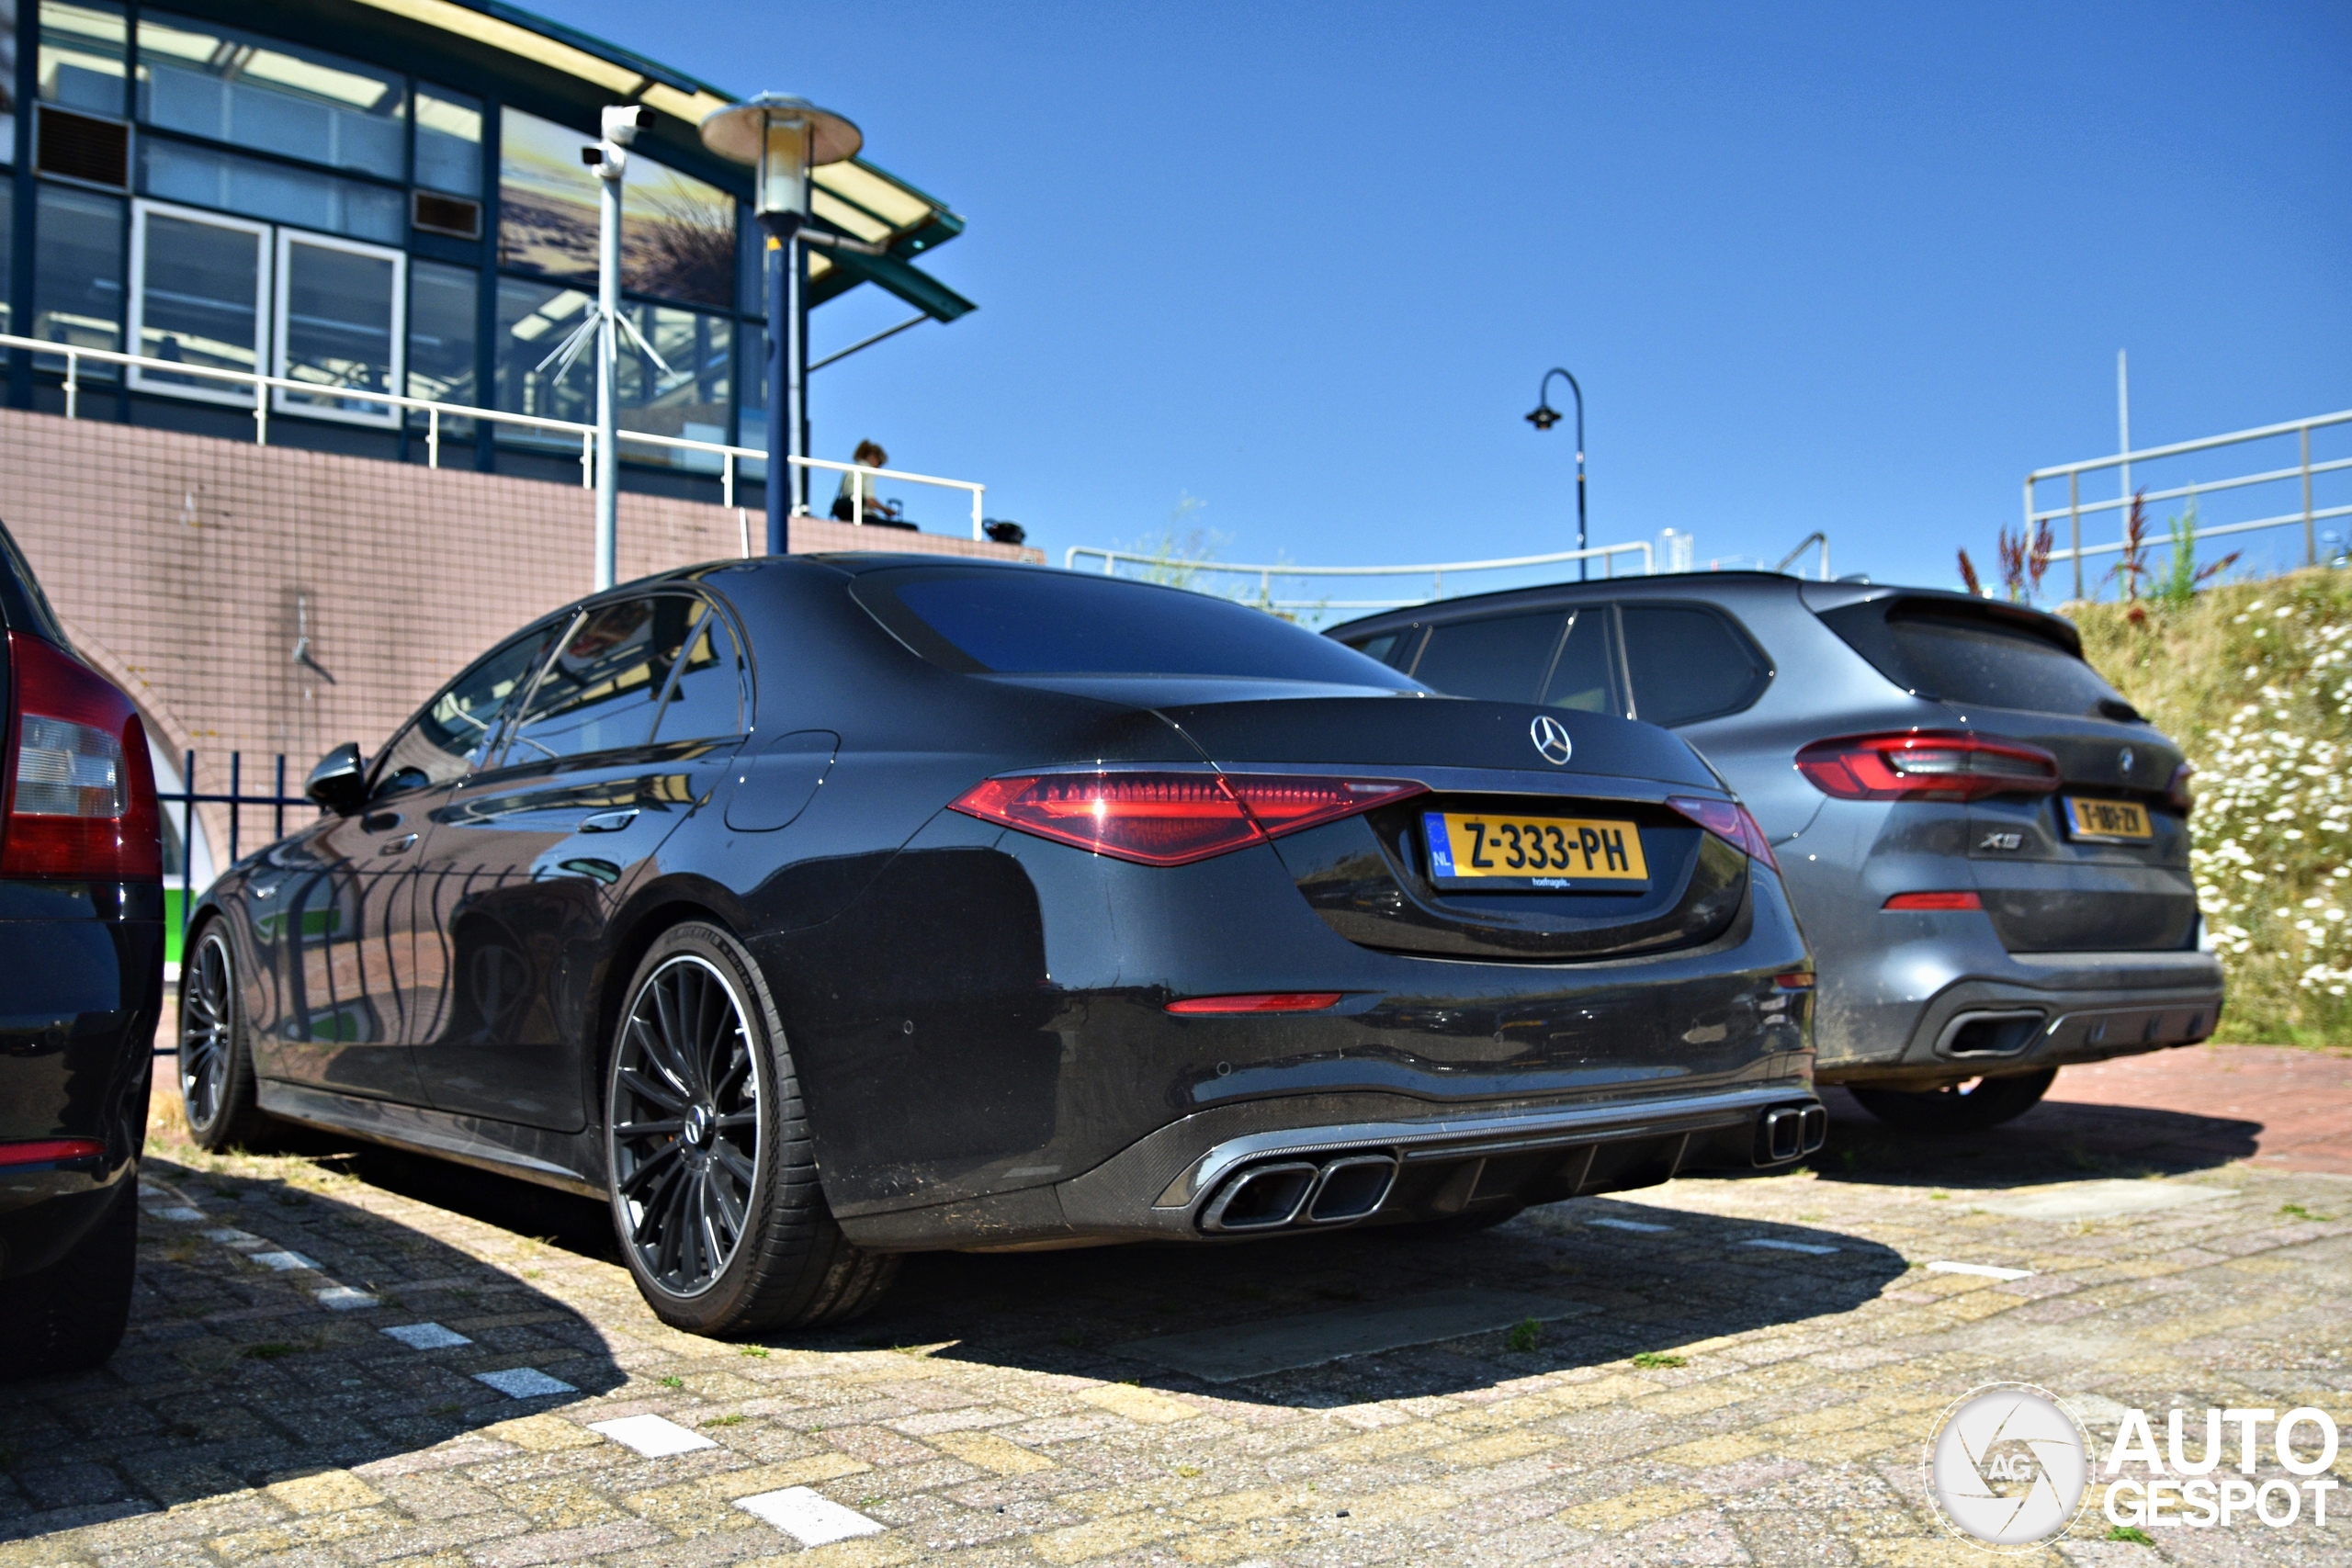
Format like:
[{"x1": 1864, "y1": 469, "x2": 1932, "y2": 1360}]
[{"x1": 1329, "y1": 574, "x2": 2223, "y2": 1131}]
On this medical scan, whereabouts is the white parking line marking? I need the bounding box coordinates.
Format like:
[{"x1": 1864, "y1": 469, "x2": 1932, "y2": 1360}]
[
  {"x1": 203, "y1": 1228, "x2": 264, "y2": 1247},
  {"x1": 381, "y1": 1322, "x2": 473, "y2": 1349},
  {"x1": 474, "y1": 1368, "x2": 577, "y2": 1399},
  {"x1": 1741, "y1": 1238, "x2": 1838, "y2": 1255},
  {"x1": 736, "y1": 1487, "x2": 885, "y2": 1546},
  {"x1": 1926, "y1": 1259, "x2": 2033, "y2": 1280},
  {"x1": 149, "y1": 1206, "x2": 205, "y2": 1222},
  {"x1": 248, "y1": 1251, "x2": 320, "y2": 1271},
  {"x1": 593, "y1": 1415, "x2": 718, "y2": 1457},
  {"x1": 1588, "y1": 1217, "x2": 1673, "y2": 1233},
  {"x1": 315, "y1": 1286, "x2": 381, "y2": 1310}
]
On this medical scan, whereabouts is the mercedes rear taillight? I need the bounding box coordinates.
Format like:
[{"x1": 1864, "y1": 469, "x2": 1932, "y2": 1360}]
[
  {"x1": 2, "y1": 630, "x2": 162, "y2": 880},
  {"x1": 1666, "y1": 795, "x2": 1780, "y2": 871},
  {"x1": 1793, "y1": 730, "x2": 2060, "y2": 804},
  {"x1": 950, "y1": 771, "x2": 1426, "y2": 867}
]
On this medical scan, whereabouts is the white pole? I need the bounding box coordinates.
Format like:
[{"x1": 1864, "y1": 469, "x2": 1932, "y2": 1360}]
[
  {"x1": 594, "y1": 159, "x2": 622, "y2": 592},
  {"x1": 2117, "y1": 349, "x2": 2132, "y2": 543}
]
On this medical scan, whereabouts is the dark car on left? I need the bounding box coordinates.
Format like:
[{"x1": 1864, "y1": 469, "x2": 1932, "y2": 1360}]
[{"x1": 0, "y1": 517, "x2": 165, "y2": 1379}]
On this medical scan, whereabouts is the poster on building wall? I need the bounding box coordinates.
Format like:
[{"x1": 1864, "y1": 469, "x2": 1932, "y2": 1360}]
[{"x1": 497, "y1": 107, "x2": 736, "y2": 310}]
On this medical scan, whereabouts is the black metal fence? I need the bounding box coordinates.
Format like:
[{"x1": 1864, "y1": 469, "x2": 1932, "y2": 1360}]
[{"x1": 160, "y1": 750, "x2": 313, "y2": 954}]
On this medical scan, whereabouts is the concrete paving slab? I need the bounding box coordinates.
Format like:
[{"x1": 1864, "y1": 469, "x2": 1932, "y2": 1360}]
[
  {"x1": 1114, "y1": 1287, "x2": 1593, "y2": 1382},
  {"x1": 1968, "y1": 1178, "x2": 2236, "y2": 1221}
]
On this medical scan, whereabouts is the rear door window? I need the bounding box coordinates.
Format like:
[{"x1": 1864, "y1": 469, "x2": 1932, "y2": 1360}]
[
  {"x1": 1875, "y1": 609, "x2": 2128, "y2": 717},
  {"x1": 1408, "y1": 612, "x2": 1566, "y2": 703},
  {"x1": 1542, "y1": 609, "x2": 1620, "y2": 714},
  {"x1": 650, "y1": 599, "x2": 745, "y2": 742},
  {"x1": 503, "y1": 595, "x2": 700, "y2": 762},
  {"x1": 1619, "y1": 604, "x2": 1771, "y2": 726}
]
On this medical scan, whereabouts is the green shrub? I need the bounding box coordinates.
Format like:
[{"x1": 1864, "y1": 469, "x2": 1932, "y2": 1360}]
[{"x1": 2070, "y1": 568, "x2": 2352, "y2": 1043}]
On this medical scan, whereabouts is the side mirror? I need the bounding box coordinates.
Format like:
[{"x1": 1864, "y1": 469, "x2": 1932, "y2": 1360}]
[{"x1": 306, "y1": 742, "x2": 367, "y2": 814}]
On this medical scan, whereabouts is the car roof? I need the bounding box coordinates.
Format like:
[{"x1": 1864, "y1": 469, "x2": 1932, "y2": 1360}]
[{"x1": 1321, "y1": 570, "x2": 2086, "y2": 658}]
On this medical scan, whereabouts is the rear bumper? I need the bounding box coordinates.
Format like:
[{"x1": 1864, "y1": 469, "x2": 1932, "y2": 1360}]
[
  {"x1": 1816, "y1": 948, "x2": 2223, "y2": 1088},
  {"x1": 835, "y1": 1077, "x2": 1824, "y2": 1251}
]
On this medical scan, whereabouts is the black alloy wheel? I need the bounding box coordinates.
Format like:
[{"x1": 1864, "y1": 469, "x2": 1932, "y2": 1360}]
[
  {"x1": 610, "y1": 951, "x2": 763, "y2": 1296},
  {"x1": 180, "y1": 926, "x2": 273, "y2": 1150},
  {"x1": 604, "y1": 924, "x2": 898, "y2": 1335},
  {"x1": 1847, "y1": 1067, "x2": 2059, "y2": 1134}
]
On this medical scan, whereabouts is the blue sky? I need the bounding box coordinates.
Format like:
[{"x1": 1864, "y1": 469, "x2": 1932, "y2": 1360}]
[{"x1": 549, "y1": 0, "x2": 2350, "y2": 603}]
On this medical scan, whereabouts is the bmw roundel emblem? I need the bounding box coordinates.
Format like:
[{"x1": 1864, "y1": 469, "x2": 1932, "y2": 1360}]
[{"x1": 1531, "y1": 714, "x2": 1573, "y2": 766}]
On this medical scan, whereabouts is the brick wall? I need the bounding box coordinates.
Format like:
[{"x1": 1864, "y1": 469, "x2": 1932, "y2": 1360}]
[{"x1": 0, "y1": 408, "x2": 1037, "y2": 776}]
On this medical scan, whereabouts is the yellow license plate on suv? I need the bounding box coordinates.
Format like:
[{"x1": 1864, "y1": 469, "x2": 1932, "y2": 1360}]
[
  {"x1": 2064, "y1": 795, "x2": 2153, "y2": 842},
  {"x1": 1423, "y1": 810, "x2": 1650, "y2": 886}
]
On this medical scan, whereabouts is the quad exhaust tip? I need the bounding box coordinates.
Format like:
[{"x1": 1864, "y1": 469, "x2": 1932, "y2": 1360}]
[
  {"x1": 1756, "y1": 1101, "x2": 1828, "y2": 1166},
  {"x1": 1201, "y1": 1153, "x2": 1401, "y2": 1233}
]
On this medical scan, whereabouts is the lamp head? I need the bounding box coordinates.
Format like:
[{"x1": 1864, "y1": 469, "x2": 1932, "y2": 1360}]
[
  {"x1": 1525, "y1": 403, "x2": 1562, "y2": 432},
  {"x1": 700, "y1": 95, "x2": 863, "y2": 217}
]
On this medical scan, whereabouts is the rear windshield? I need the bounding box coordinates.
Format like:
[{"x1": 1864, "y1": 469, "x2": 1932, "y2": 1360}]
[
  {"x1": 854, "y1": 568, "x2": 1419, "y2": 686},
  {"x1": 1822, "y1": 601, "x2": 2130, "y2": 718}
]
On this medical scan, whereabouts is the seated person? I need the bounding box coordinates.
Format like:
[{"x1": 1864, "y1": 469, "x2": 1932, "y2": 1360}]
[{"x1": 831, "y1": 440, "x2": 904, "y2": 524}]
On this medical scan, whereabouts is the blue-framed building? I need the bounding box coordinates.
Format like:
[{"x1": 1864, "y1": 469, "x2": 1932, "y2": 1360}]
[{"x1": 0, "y1": 0, "x2": 973, "y2": 502}]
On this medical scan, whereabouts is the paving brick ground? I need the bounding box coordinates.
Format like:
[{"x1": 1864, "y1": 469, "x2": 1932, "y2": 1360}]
[{"x1": 6, "y1": 1054, "x2": 2350, "y2": 1568}]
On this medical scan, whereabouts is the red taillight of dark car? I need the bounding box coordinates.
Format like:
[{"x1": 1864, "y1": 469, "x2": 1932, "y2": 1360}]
[
  {"x1": 1794, "y1": 729, "x2": 2061, "y2": 804},
  {"x1": 1883, "y1": 891, "x2": 1984, "y2": 911},
  {"x1": 1666, "y1": 795, "x2": 1780, "y2": 872},
  {"x1": 0, "y1": 1138, "x2": 107, "y2": 1166},
  {"x1": 1, "y1": 630, "x2": 163, "y2": 881},
  {"x1": 950, "y1": 771, "x2": 1426, "y2": 866},
  {"x1": 1165, "y1": 992, "x2": 1344, "y2": 1015}
]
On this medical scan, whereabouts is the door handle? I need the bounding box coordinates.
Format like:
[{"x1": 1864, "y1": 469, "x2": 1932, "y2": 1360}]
[
  {"x1": 379, "y1": 833, "x2": 418, "y2": 855},
  {"x1": 579, "y1": 808, "x2": 639, "y2": 834}
]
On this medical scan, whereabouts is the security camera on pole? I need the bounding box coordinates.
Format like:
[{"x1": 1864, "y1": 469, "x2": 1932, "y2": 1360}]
[
  {"x1": 545, "y1": 104, "x2": 673, "y2": 592},
  {"x1": 698, "y1": 96, "x2": 863, "y2": 558}
]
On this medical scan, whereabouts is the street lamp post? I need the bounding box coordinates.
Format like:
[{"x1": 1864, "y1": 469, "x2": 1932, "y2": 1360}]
[
  {"x1": 1523, "y1": 368, "x2": 1587, "y2": 580},
  {"x1": 701, "y1": 96, "x2": 862, "y2": 557}
]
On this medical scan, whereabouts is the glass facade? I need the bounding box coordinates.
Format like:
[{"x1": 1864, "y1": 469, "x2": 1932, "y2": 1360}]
[
  {"x1": 3, "y1": 0, "x2": 891, "y2": 490},
  {"x1": 1, "y1": 1, "x2": 18, "y2": 160}
]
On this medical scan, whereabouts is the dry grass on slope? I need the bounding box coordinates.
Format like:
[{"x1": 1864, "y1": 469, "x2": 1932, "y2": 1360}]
[{"x1": 2069, "y1": 568, "x2": 2352, "y2": 1044}]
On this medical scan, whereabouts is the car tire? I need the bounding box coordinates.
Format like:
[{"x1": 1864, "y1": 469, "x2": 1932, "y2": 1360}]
[
  {"x1": 1846, "y1": 1068, "x2": 2058, "y2": 1134},
  {"x1": 605, "y1": 922, "x2": 899, "y2": 1337},
  {"x1": 179, "y1": 924, "x2": 278, "y2": 1152},
  {"x1": 0, "y1": 1179, "x2": 136, "y2": 1380}
]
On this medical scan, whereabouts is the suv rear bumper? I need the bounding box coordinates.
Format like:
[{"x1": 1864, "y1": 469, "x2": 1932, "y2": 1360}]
[{"x1": 1816, "y1": 948, "x2": 2222, "y2": 1088}]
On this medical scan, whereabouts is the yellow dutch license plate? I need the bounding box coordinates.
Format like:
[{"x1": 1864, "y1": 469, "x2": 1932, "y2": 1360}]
[
  {"x1": 2064, "y1": 795, "x2": 2153, "y2": 841},
  {"x1": 1422, "y1": 810, "x2": 1650, "y2": 886}
]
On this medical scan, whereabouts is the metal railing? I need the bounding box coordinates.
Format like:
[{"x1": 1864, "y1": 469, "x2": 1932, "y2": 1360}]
[
  {"x1": 158, "y1": 750, "x2": 314, "y2": 962},
  {"x1": 0, "y1": 332, "x2": 990, "y2": 540},
  {"x1": 2026, "y1": 408, "x2": 2352, "y2": 599},
  {"x1": 1062, "y1": 540, "x2": 1655, "y2": 618}
]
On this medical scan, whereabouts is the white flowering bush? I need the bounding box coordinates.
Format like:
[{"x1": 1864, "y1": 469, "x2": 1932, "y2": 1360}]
[{"x1": 2073, "y1": 570, "x2": 2352, "y2": 1043}]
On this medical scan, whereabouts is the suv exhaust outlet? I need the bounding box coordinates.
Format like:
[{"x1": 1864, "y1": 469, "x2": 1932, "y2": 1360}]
[
  {"x1": 1201, "y1": 1153, "x2": 1401, "y2": 1233},
  {"x1": 1755, "y1": 1101, "x2": 1827, "y2": 1165}
]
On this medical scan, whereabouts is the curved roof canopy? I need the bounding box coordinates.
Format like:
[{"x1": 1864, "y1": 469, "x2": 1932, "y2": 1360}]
[{"x1": 344, "y1": 0, "x2": 974, "y2": 320}]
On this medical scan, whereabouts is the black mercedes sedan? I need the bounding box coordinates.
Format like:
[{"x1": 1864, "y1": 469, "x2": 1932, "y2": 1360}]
[{"x1": 185, "y1": 556, "x2": 1822, "y2": 1337}]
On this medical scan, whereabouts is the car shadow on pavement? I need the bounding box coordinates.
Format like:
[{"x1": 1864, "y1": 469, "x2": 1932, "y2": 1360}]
[
  {"x1": 0, "y1": 1149, "x2": 626, "y2": 1544},
  {"x1": 1806, "y1": 1085, "x2": 2261, "y2": 1191},
  {"x1": 848, "y1": 1190, "x2": 1907, "y2": 1406}
]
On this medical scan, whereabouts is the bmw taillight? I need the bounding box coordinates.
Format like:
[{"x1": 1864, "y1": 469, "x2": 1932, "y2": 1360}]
[
  {"x1": 1793, "y1": 730, "x2": 2060, "y2": 804},
  {"x1": 1666, "y1": 795, "x2": 1780, "y2": 871},
  {"x1": 950, "y1": 771, "x2": 1426, "y2": 866},
  {"x1": 1, "y1": 630, "x2": 162, "y2": 881}
]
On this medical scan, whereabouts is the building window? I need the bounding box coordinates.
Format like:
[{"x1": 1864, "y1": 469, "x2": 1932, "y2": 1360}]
[
  {"x1": 414, "y1": 85, "x2": 481, "y2": 197},
  {"x1": 31, "y1": 180, "x2": 121, "y2": 370},
  {"x1": 273, "y1": 229, "x2": 403, "y2": 427},
  {"x1": 2, "y1": 1, "x2": 19, "y2": 161},
  {"x1": 0, "y1": 174, "x2": 12, "y2": 337},
  {"x1": 138, "y1": 138, "x2": 402, "y2": 243},
  {"x1": 135, "y1": 11, "x2": 404, "y2": 181},
  {"x1": 407, "y1": 259, "x2": 476, "y2": 424},
  {"x1": 38, "y1": 0, "x2": 124, "y2": 117},
  {"x1": 126, "y1": 199, "x2": 266, "y2": 405},
  {"x1": 495, "y1": 276, "x2": 731, "y2": 470},
  {"x1": 498, "y1": 107, "x2": 735, "y2": 309}
]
